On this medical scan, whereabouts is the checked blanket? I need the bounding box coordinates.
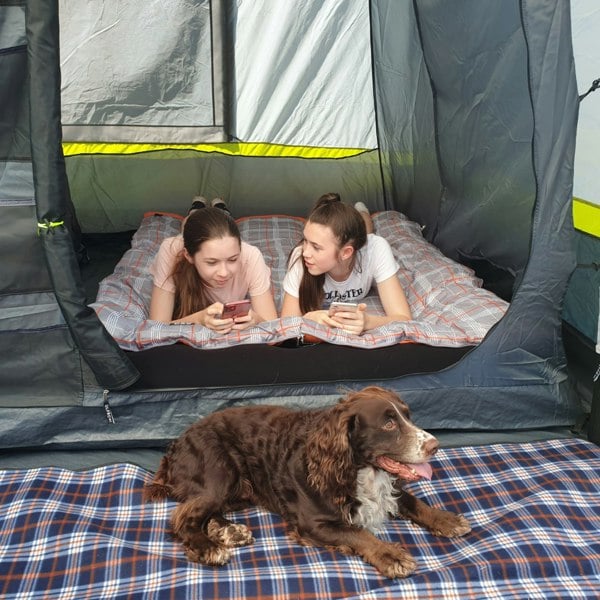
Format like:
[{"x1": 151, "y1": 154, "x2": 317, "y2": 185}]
[{"x1": 1, "y1": 438, "x2": 599, "y2": 599}]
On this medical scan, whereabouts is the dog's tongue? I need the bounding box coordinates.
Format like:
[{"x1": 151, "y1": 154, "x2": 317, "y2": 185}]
[{"x1": 376, "y1": 455, "x2": 433, "y2": 481}]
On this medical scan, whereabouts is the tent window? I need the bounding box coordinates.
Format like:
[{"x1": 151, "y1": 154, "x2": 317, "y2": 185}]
[{"x1": 58, "y1": 0, "x2": 226, "y2": 144}]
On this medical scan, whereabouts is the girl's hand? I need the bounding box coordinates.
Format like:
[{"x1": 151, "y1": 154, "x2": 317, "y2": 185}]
[
  {"x1": 305, "y1": 304, "x2": 367, "y2": 335},
  {"x1": 304, "y1": 309, "x2": 333, "y2": 326},
  {"x1": 230, "y1": 309, "x2": 257, "y2": 331},
  {"x1": 328, "y1": 303, "x2": 367, "y2": 335},
  {"x1": 199, "y1": 302, "x2": 235, "y2": 335}
]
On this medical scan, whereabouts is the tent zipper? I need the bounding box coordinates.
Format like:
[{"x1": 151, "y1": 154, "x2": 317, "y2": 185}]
[{"x1": 103, "y1": 390, "x2": 117, "y2": 424}]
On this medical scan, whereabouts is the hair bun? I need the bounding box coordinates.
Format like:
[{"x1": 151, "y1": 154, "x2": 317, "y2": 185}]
[{"x1": 316, "y1": 192, "x2": 341, "y2": 207}]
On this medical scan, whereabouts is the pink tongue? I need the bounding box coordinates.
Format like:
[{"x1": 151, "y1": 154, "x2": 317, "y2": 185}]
[
  {"x1": 376, "y1": 456, "x2": 433, "y2": 480},
  {"x1": 408, "y1": 462, "x2": 433, "y2": 480}
]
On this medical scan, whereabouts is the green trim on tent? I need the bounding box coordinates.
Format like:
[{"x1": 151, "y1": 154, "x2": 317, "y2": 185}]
[
  {"x1": 62, "y1": 142, "x2": 374, "y2": 160},
  {"x1": 573, "y1": 198, "x2": 600, "y2": 238}
]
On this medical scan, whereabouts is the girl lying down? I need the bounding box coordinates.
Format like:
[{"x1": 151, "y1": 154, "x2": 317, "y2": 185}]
[
  {"x1": 149, "y1": 199, "x2": 277, "y2": 335},
  {"x1": 281, "y1": 193, "x2": 412, "y2": 335}
]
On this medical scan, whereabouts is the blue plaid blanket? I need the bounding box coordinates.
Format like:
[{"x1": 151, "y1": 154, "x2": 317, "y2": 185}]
[{"x1": 1, "y1": 438, "x2": 599, "y2": 599}]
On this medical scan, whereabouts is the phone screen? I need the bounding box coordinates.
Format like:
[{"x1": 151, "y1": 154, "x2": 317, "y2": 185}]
[
  {"x1": 328, "y1": 302, "x2": 358, "y2": 316},
  {"x1": 221, "y1": 300, "x2": 251, "y2": 319}
]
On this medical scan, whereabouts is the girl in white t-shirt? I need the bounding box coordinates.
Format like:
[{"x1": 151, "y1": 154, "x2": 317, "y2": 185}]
[
  {"x1": 281, "y1": 194, "x2": 412, "y2": 335},
  {"x1": 149, "y1": 205, "x2": 277, "y2": 334}
]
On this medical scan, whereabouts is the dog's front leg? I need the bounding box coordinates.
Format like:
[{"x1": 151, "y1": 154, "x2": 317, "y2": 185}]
[
  {"x1": 171, "y1": 497, "x2": 234, "y2": 565},
  {"x1": 293, "y1": 523, "x2": 417, "y2": 579},
  {"x1": 395, "y1": 488, "x2": 471, "y2": 538}
]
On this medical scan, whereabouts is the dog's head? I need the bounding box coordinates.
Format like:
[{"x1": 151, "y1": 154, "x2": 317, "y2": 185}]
[
  {"x1": 344, "y1": 386, "x2": 438, "y2": 482},
  {"x1": 306, "y1": 387, "x2": 438, "y2": 498}
]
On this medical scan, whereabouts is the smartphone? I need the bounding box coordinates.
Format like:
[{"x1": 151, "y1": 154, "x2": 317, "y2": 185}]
[
  {"x1": 221, "y1": 299, "x2": 252, "y2": 319},
  {"x1": 328, "y1": 301, "x2": 358, "y2": 316}
]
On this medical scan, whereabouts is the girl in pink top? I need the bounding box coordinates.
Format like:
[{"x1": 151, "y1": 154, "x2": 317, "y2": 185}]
[{"x1": 149, "y1": 206, "x2": 277, "y2": 335}]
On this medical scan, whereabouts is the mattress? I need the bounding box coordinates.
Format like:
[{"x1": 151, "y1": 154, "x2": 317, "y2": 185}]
[{"x1": 90, "y1": 210, "x2": 508, "y2": 390}]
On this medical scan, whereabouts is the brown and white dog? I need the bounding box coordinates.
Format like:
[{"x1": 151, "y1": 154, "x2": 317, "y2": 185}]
[{"x1": 144, "y1": 386, "x2": 470, "y2": 578}]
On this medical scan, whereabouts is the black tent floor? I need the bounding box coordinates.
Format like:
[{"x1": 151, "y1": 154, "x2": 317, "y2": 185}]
[{"x1": 0, "y1": 428, "x2": 581, "y2": 472}]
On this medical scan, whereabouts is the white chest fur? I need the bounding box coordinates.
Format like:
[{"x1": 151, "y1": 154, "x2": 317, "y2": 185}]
[{"x1": 351, "y1": 466, "x2": 399, "y2": 532}]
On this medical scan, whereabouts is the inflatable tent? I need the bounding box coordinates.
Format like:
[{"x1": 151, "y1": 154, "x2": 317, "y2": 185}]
[{"x1": 0, "y1": 0, "x2": 584, "y2": 450}]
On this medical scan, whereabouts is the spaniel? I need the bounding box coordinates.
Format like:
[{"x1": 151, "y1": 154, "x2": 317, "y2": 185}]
[{"x1": 144, "y1": 386, "x2": 470, "y2": 578}]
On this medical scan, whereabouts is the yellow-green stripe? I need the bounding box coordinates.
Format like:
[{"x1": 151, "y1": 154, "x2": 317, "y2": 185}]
[
  {"x1": 573, "y1": 197, "x2": 600, "y2": 238},
  {"x1": 62, "y1": 141, "x2": 371, "y2": 160}
]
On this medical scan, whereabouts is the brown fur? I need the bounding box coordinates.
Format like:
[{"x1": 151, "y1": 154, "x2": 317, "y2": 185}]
[{"x1": 144, "y1": 386, "x2": 470, "y2": 578}]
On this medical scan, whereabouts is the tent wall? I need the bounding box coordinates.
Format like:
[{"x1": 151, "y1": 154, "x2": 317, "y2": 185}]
[
  {"x1": 0, "y1": 0, "x2": 585, "y2": 448},
  {"x1": 0, "y1": 1, "x2": 138, "y2": 409},
  {"x1": 60, "y1": 0, "x2": 386, "y2": 229},
  {"x1": 368, "y1": 0, "x2": 580, "y2": 426},
  {"x1": 417, "y1": 0, "x2": 536, "y2": 283},
  {"x1": 64, "y1": 150, "x2": 385, "y2": 232},
  {"x1": 369, "y1": 2, "x2": 442, "y2": 232},
  {"x1": 59, "y1": 0, "x2": 227, "y2": 145},
  {"x1": 0, "y1": 4, "x2": 82, "y2": 407},
  {"x1": 566, "y1": 0, "x2": 600, "y2": 349}
]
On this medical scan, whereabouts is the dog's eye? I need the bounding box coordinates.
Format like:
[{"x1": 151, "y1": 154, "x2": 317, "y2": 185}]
[{"x1": 383, "y1": 419, "x2": 397, "y2": 431}]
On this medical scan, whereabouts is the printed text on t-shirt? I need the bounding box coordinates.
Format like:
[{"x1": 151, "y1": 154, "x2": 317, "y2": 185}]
[{"x1": 324, "y1": 289, "x2": 364, "y2": 303}]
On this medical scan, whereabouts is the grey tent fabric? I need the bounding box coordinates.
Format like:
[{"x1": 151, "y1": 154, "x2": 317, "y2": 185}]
[
  {"x1": 0, "y1": 0, "x2": 583, "y2": 449},
  {"x1": 371, "y1": 0, "x2": 579, "y2": 418},
  {"x1": 0, "y1": 0, "x2": 139, "y2": 408},
  {"x1": 28, "y1": 0, "x2": 139, "y2": 392},
  {"x1": 59, "y1": 0, "x2": 227, "y2": 144}
]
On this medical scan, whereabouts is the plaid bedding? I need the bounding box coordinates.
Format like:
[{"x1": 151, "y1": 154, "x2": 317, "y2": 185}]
[
  {"x1": 1, "y1": 438, "x2": 599, "y2": 599},
  {"x1": 91, "y1": 211, "x2": 508, "y2": 350}
]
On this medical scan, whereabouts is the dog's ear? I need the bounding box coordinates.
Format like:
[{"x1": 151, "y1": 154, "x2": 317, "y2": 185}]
[{"x1": 306, "y1": 403, "x2": 356, "y2": 503}]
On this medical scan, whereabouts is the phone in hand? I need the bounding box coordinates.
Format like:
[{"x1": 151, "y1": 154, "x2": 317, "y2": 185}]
[
  {"x1": 328, "y1": 301, "x2": 358, "y2": 317},
  {"x1": 221, "y1": 299, "x2": 252, "y2": 319}
]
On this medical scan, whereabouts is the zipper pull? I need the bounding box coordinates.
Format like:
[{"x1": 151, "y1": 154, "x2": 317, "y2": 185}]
[{"x1": 103, "y1": 389, "x2": 116, "y2": 424}]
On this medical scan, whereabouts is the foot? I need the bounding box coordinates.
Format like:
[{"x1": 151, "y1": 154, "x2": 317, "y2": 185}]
[
  {"x1": 207, "y1": 518, "x2": 254, "y2": 548},
  {"x1": 183, "y1": 540, "x2": 232, "y2": 565},
  {"x1": 188, "y1": 196, "x2": 207, "y2": 215},
  {"x1": 354, "y1": 201, "x2": 369, "y2": 214},
  {"x1": 354, "y1": 202, "x2": 374, "y2": 233},
  {"x1": 427, "y1": 511, "x2": 471, "y2": 538},
  {"x1": 366, "y1": 542, "x2": 417, "y2": 579},
  {"x1": 211, "y1": 197, "x2": 231, "y2": 215}
]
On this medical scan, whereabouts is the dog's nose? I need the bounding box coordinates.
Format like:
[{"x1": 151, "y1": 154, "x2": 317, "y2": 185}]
[{"x1": 423, "y1": 437, "x2": 439, "y2": 457}]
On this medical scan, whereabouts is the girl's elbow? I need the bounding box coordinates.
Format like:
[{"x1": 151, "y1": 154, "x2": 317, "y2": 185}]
[{"x1": 395, "y1": 310, "x2": 412, "y2": 321}]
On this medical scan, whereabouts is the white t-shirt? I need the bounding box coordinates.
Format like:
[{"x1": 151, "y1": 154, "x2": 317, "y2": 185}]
[
  {"x1": 150, "y1": 235, "x2": 271, "y2": 304},
  {"x1": 282, "y1": 234, "x2": 399, "y2": 306}
]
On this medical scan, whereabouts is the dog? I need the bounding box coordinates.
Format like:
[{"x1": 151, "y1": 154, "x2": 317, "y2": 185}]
[{"x1": 144, "y1": 386, "x2": 470, "y2": 578}]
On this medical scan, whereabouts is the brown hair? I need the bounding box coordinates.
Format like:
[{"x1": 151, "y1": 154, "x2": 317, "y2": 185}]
[
  {"x1": 295, "y1": 193, "x2": 367, "y2": 312},
  {"x1": 172, "y1": 208, "x2": 241, "y2": 319}
]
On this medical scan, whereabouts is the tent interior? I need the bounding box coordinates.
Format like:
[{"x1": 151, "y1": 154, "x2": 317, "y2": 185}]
[
  {"x1": 1, "y1": 2, "x2": 600, "y2": 598},
  {"x1": 1, "y1": 0, "x2": 597, "y2": 451}
]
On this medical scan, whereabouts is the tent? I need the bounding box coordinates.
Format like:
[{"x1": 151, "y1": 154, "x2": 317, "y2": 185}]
[
  {"x1": 0, "y1": 0, "x2": 586, "y2": 450},
  {"x1": 564, "y1": 0, "x2": 600, "y2": 357}
]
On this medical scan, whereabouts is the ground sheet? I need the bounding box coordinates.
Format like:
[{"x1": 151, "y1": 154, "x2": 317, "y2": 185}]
[{"x1": 1, "y1": 438, "x2": 598, "y2": 599}]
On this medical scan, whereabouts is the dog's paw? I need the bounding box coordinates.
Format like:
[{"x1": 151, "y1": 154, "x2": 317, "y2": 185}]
[
  {"x1": 429, "y1": 512, "x2": 471, "y2": 538},
  {"x1": 183, "y1": 541, "x2": 232, "y2": 565},
  {"x1": 371, "y1": 543, "x2": 417, "y2": 579},
  {"x1": 207, "y1": 519, "x2": 254, "y2": 548}
]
